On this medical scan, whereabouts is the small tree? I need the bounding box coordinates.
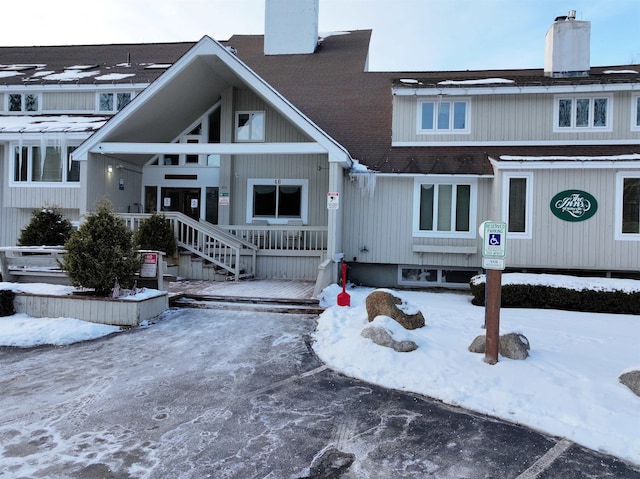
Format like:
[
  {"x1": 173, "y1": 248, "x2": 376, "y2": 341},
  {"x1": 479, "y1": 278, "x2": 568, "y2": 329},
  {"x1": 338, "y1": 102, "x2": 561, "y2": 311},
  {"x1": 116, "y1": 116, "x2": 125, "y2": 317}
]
[
  {"x1": 18, "y1": 206, "x2": 73, "y2": 246},
  {"x1": 134, "y1": 212, "x2": 177, "y2": 257},
  {"x1": 63, "y1": 201, "x2": 142, "y2": 296}
]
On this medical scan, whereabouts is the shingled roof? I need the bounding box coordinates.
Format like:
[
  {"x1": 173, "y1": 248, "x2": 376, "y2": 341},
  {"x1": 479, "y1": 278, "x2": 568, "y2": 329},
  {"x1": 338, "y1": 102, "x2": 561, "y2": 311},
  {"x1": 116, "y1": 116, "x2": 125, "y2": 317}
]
[{"x1": 0, "y1": 42, "x2": 193, "y2": 85}]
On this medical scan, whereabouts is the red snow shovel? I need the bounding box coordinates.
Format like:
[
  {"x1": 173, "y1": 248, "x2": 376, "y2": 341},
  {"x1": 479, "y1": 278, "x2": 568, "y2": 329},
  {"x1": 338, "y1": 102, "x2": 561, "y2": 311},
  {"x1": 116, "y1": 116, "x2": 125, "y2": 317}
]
[{"x1": 337, "y1": 262, "x2": 351, "y2": 307}]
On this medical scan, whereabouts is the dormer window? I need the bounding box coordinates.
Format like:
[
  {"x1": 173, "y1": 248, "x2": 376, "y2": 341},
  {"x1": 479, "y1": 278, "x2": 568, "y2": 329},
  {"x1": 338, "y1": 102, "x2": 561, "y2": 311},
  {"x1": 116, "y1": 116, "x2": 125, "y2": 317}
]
[
  {"x1": 235, "y1": 111, "x2": 265, "y2": 142},
  {"x1": 418, "y1": 98, "x2": 469, "y2": 134},
  {"x1": 554, "y1": 94, "x2": 612, "y2": 132},
  {"x1": 98, "y1": 92, "x2": 132, "y2": 112},
  {"x1": 8, "y1": 93, "x2": 39, "y2": 112}
]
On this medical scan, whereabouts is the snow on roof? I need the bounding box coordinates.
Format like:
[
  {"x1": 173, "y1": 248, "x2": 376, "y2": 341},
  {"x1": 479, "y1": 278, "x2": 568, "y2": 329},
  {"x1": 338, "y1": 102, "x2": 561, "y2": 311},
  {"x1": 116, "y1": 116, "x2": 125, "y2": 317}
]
[
  {"x1": 498, "y1": 154, "x2": 640, "y2": 161},
  {"x1": 0, "y1": 71, "x2": 22, "y2": 78},
  {"x1": 438, "y1": 78, "x2": 516, "y2": 85},
  {"x1": 603, "y1": 69, "x2": 638, "y2": 74},
  {"x1": 41, "y1": 69, "x2": 101, "y2": 81},
  {"x1": 95, "y1": 73, "x2": 136, "y2": 81},
  {"x1": 143, "y1": 63, "x2": 172, "y2": 69},
  {"x1": 0, "y1": 115, "x2": 108, "y2": 133}
]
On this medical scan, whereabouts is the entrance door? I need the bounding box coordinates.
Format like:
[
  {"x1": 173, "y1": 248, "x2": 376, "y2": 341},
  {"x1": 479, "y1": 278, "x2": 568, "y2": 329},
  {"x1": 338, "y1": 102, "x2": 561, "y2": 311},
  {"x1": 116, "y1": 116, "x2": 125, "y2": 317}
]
[{"x1": 161, "y1": 188, "x2": 201, "y2": 220}]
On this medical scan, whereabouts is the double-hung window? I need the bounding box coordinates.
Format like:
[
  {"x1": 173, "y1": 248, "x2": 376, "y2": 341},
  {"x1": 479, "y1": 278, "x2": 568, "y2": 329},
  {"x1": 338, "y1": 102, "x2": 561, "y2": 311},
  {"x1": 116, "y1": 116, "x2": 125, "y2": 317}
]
[
  {"x1": 236, "y1": 111, "x2": 265, "y2": 142},
  {"x1": 12, "y1": 145, "x2": 79, "y2": 184},
  {"x1": 616, "y1": 172, "x2": 640, "y2": 240},
  {"x1": 418, "y1": 98, "x2": 469, "y2": 133},
  {"x1": 503, "y1": 173, "x2": 533, "y2": 238},
  {"x1": 8, "y1": 93, "x2": 39, "y2": 112},
  {"x1": 98, "y1": 92, "x2": 132, "y2": 112},
  {"x1": 413, "y1": 178, "x2": 477, "y2": 238},
  {"x1": 554, "y1": 94, "x2": 612, "y2": 131},
  {"x1": 246, "y1": 179, "x2": 308, "y2": 224}
]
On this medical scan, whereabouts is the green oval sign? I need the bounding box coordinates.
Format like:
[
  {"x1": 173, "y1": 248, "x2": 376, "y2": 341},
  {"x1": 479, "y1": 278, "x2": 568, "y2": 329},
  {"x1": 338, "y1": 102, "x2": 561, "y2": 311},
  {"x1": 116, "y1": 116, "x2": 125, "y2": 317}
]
[{"x1": 550, "y1": 190, "x2": 598, "y2": 222}]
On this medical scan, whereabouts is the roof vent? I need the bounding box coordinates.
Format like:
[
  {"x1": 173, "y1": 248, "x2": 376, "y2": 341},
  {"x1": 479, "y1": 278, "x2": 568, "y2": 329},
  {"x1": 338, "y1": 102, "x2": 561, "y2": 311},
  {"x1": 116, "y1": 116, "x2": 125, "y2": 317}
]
[{"x1": 567, "y1": 10, "x2": 576, "y2": 20}]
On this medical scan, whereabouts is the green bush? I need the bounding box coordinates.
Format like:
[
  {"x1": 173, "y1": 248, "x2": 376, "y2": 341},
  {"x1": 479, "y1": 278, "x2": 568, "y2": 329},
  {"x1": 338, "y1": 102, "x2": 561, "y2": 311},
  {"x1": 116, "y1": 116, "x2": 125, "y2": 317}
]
[
  {"x1": 133, "y1": 212, "x2": 176, "y2": 257},
  {"x1": 470, "y1": 275, "x2": 640, "y2": 314},
  {"x1": 63, "y1": 201, "x2": 142, "y2": 296},
  {"x1": 18, "y1": 206, "x2": 73, "y2": 246}
]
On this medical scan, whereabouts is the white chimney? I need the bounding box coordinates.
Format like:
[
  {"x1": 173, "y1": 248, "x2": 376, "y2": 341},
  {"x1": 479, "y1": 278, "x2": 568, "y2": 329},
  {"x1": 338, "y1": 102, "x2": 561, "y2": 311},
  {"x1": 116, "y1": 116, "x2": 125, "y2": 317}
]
[
  {"x1": 544, "y1": 11, "x2": 591, "y2": 77},
  {"x1": 264, "y1": 0, "x2": 319, "y2": 55}
]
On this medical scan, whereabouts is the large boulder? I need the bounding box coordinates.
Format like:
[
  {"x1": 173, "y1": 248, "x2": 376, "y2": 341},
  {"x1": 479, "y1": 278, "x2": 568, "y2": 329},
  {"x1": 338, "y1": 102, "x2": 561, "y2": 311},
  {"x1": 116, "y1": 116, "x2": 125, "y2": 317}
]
[
  {"x1": 365, "y1": 290, "x2": 425, "y2": 330},
  {"x1": 468, "y1": 332, "x2": 530, "y2": 360},
  {"x1": 619, "y1": 370, "x2": 640, "y2": 397},
  {"x1": 361, "y1": 326, "x2": 418, "y2": 352}
]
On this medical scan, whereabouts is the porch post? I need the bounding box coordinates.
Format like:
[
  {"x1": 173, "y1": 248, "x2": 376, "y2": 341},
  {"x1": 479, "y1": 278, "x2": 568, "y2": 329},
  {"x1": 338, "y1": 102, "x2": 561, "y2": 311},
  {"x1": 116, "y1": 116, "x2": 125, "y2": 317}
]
[{"x1": 326, "y1": 159, "x2": 344, "y2": 282}]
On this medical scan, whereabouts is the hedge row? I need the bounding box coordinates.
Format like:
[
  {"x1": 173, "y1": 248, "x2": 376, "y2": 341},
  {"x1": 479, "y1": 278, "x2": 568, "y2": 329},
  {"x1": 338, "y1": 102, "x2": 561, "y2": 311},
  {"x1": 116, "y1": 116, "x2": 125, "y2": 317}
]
[
  {"x1": 469, "y1": 279, "x2": 640, "y2": 315},
  {"x1": 0, "y1": 290, "x2": 15, "y2": 317}
]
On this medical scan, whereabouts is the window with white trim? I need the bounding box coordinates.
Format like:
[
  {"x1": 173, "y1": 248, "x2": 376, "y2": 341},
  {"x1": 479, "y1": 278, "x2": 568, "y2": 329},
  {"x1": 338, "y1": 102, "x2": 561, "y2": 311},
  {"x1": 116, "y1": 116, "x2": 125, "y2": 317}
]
[
  {"x1": 246, "y1": 179, "x2": 308, "y2": 224},
  {"x1": 413, "y1": 178, "x2": 477, "y2": 238},
  {"x1": 554, "y1": 94, "x2": 612, "y2": 131},
  {"x1": 616, "y1": 172, "x2": 640, "y2": 240},
  {"x1": 632, "y1": 95, "x2": 640, "y2": 131},
  {"x1": 7, "y1": 93, "x2": 39, "y2": 112},
  {"x1": 98, "y1": 92, "x2": 132, "y2": 112},
  {"x1": 12, "y1": 144, "x2": 79, "y2": 184},
  {"x1": 503, "y1": 172, "x2": 533, "y2": 238},
  {"x1": 236, "y1": 111, "x2": 265, "y2": 142},
  {"x1": 418, "y1": 98, "x2": 469, "y2": 133}
]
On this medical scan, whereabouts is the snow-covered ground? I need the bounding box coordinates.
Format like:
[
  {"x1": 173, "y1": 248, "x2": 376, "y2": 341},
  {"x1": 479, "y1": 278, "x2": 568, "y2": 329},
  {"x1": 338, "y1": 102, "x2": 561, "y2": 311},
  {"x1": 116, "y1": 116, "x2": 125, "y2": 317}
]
[
  {"x1": 314, "y1": 275, "x2": 640, "y2": 466},
  {"x1": 1, "y1": 276, "x2": 639, "y2": 466}
]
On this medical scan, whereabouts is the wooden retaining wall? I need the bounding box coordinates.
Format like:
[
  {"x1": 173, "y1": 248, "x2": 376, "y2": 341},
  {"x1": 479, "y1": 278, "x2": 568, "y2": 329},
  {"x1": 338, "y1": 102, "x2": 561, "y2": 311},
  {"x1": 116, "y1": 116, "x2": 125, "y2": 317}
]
[{"x1": 13, "y1": 292, "x2": 169, "y2": 327}]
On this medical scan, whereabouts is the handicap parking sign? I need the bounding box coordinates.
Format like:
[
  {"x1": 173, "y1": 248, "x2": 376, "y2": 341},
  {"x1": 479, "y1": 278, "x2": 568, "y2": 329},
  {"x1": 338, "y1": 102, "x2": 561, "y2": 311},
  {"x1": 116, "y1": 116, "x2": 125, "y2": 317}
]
[{"x1": 482, "y1": 222, "x2": 507, "y2": 257}]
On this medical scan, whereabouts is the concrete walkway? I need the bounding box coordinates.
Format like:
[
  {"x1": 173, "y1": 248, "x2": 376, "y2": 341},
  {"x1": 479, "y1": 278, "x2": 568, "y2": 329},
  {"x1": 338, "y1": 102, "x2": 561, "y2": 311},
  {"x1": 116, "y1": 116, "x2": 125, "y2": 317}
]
[
  {"x1": 1, "y1": 307, "x2": 638, "y2": 478},
  {"x1": 167, "y1": 279, "x2": 317, "y2": 302}
]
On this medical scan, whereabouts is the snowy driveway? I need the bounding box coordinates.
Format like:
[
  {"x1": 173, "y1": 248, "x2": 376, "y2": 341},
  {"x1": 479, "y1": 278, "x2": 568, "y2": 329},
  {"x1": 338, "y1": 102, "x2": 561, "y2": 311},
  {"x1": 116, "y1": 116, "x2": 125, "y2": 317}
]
[{"x1": 1, "y1": 307, "x2": 638, "y2": 479}]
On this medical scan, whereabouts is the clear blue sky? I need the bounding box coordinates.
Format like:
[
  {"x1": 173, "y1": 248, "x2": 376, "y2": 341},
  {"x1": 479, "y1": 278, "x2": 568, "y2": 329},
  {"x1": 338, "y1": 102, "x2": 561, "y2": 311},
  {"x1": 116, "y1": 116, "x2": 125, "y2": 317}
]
[{"x1": 2, "y1": 0, "x2": 638, "y2": 71}]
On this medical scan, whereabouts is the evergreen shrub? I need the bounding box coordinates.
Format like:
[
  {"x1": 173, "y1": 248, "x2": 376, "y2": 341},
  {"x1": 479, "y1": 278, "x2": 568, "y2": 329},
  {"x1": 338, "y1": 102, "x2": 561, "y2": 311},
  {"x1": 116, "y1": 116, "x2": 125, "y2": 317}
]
[
  {"x1": 133, "y1": 212, "x2": 176, "y2": 257},
  {"x1": 18, "y1": 206, "x2": 73, "y2": 246},
  {"x1": 63, "y1": 201, "x2": 143, "y2": 296},
  {"x1": 470, "y1": 275, "x2": 640, "y2": 314}
]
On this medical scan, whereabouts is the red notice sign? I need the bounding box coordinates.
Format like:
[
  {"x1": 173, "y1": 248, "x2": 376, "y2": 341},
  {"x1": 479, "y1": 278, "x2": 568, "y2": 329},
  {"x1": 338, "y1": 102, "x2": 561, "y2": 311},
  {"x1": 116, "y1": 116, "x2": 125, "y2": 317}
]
[{"x1": 140, "y1": 253, "x2": 158, "y2": 278}]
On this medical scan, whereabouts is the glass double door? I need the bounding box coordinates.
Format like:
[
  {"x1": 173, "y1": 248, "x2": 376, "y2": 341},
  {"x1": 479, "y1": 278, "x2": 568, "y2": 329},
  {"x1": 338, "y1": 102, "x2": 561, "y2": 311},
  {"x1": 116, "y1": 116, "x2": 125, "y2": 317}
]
[{"x1": 155, "y1": 187, "x2": 218, "y2": 224}]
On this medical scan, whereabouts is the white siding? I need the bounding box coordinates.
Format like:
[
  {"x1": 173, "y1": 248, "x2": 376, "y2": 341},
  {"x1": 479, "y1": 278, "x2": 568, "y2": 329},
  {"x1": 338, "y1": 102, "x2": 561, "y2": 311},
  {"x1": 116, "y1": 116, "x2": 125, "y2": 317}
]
[
  {"x1": 342, "y1": 175, "x2": 492, "y2": 268},
  {"x1": 393, "y1": 92, "x2": 640, "y2": 143},
  {"x1": 503, "y1": 168, "x2": 640, "y2": 271},
  {"x1": 43, "y1": 92, "x2": 95, "y2": 111}
]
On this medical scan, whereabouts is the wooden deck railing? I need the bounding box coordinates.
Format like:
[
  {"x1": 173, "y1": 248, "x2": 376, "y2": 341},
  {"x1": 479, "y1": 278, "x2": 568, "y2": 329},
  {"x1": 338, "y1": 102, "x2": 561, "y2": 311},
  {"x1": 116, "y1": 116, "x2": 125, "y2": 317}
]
[{"x1": 119, "y1": 213, "x2": 327, "y2": 280}]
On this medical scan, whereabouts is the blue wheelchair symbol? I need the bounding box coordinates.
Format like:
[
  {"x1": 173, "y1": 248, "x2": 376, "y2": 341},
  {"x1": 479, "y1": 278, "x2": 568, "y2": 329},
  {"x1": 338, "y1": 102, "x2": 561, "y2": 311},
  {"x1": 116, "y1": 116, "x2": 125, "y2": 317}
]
[{"x1": 489, "y1": 233, "x2": 501, "y2": 246}]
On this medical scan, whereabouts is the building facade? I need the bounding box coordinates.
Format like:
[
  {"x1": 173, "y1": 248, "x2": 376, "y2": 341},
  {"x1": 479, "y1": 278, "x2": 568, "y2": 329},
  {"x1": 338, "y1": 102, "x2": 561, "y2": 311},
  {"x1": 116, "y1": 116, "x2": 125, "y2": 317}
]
[{"x1": 1, "y1": 3, "x2": 639, "y2": 292}]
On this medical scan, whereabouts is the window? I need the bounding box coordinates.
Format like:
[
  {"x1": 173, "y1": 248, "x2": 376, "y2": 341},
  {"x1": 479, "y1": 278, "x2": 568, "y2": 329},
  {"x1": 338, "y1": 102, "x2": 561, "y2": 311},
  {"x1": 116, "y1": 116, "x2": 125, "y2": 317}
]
[
  {"x1": 7, "y1": 93, "x2": 39, "y2": 112},
  {"x1": 418, "y1": 99, "x2": 469, "y2": 133},
  {"x1": 555, "y1": 95, "x2": 611, "y2": 131},
  {"x1": 413, "y1": 178, "x2": 477, "y2": 238},
  {"x1": 632, "y1": 96, "x2": 640, "y2": 131},
  {"x1": 12, "y1": 145, "x2": 79, "y2": 184},
  {"x1": 246, "y1": 179, "x2": 308, "y2": 224},
  {"x1": 98, "y1": 92, "x2": 132, "y2": 112},
  {"x1": 399, "y1": 266, "x2": 480, "y2": 289},
  {"x1": 503, "y1": 173, "x2": 533, "y2": 238},
  {"x1": 616, "y1": 172, "x2": 640, "y2": 239},
  {"x1": 236, "y1": 111, "x2": 265, "y2": 141}
]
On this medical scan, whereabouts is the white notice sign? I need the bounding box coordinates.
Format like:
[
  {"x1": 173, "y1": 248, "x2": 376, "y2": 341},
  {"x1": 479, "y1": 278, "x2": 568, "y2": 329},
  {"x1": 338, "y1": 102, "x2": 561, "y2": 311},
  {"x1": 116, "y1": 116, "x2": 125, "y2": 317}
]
[
  {"x1": 483, "y1": 221, "x2": 507, "y2": 257},
  {"x1": 327, "y1": 192, "x2": 339, "y2": 210}
]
